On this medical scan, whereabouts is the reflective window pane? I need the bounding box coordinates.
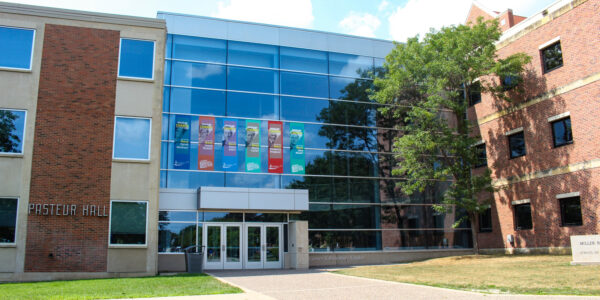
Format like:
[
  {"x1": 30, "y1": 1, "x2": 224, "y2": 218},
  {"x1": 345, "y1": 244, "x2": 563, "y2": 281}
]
[
  {"x1": 309, "y1": 230, "x2": 381, "y2": 252},
  {"x1": 382, "y1": 229, "x2": 472, "y2": 250},
  {"x1": 508, "y1": 131, "x2": 526, "y2": 159},
  {"x1": 329, "y1": 53, "x2": 373, "y2": 78},
  {"x1": 228, "y1": 66, "x2": 278, "y2": 94},
  {"x1": 158, "y1": 222, "x2": 196, "y2": 253},
  {"x1": 113, "y1": 117, "x2": 151, "y2": 160},
  {"x1": 0, "y1": 26, "x2": 34, "y2": 70},
  {"x1": 203, "y1": 212, "x2": 243, "y2": 222},
  {"x1": 327, "y1": 100, "x2": 377, "y2": 126},
  {"x1": 170, "y1": 87, "x2": 226, "y2": 115},
  {"x1": 228, "y1": 41, "x2": 278, "y2": 68},
  {"x1": 552, "y1": 118, "x2": 573, "y2": 147},
  {"x1": 119, "y1": 39, "x2": 154, "y2": 79},
  {"x1": 245, "y1": 213, "x2": 287, "y2": 222},
  {"x1": 0, "y1": 198, "x2": 18, "y2": 243},
  {"x1": 159, "y1": 211, "x2": 196, "y2": 222},
  {"x1": 225, "y1": 173, "x2": 280, "y2": 189},
  {"x1": 282, "y1": 176, "x2": 332, "y2": 202},
  {"x1": 0, "y1": 110, "x2": 26, "y2": 154},
  {"x1": 110, "y1": 201, "x2": 147, "y2": 245},
  {"x1": 172, "y1": 35, "x2": 226, "y2": 63},
  {"x1": 280, "y1": 47, "x2": 327, "y2": 73},
  {"x1": 172, "y1": 61, "x2": 226, "y2": 89},
  {"x1": 329, "y1": 77, "x2": 371, "y2": 100},
  {"x1": 281, "y1": 97, "x2": 328, "y2": 123},
  {"x1": 166, "y1": 171, "x2": 225, "y2": 189},
  {"x1": 280, "y1": 72, "x2": 328, "y2": 98},
  {"x1": 304, "y1": 204, "x2": 380, "y2": 229},
  {"x1": 227, "y1": 92, "x2": 278, "y2": 119}
]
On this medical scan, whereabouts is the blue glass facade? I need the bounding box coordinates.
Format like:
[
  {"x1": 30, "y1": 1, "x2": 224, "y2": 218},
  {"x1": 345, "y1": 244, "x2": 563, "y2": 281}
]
[{"x1": 161, "y1": 34, "x2": 472, "y2": 251}]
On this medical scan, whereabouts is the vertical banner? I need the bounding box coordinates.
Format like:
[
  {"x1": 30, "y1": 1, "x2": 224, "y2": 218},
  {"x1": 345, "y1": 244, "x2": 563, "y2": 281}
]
[
  {"x1": 222, "y1": 119, "x2": 238, "y2": 170},
  {"x1": 267, "y1": 121, "x2": 283, "y2": 173},
  {"x1": 174, "y1": 115, "x2": 191, "y2": 169},
  {"x1": 198, "y1": 116, "x2": 215, "y2": 170},
  {"x1": 290, "y1": 122, "x2": 305, "y2": 174},
  {"x1": 245, "y1": 120, "x2": 261, "y2": 172}
]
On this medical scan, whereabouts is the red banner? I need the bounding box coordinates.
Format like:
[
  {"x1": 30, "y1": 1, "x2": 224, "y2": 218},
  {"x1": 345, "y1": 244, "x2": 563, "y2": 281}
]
[
  {"x1": 267, "y1": 121, "x2": 283, "y2": 173},
  {"x1": 198, "y1": 116, "x2": 215, "y2": 170}
]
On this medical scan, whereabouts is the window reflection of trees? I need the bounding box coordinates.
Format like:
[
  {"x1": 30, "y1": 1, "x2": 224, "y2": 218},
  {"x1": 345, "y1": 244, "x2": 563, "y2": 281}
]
[{"x1": 0, "y1": 110, "x2": 20, "y2": 153}]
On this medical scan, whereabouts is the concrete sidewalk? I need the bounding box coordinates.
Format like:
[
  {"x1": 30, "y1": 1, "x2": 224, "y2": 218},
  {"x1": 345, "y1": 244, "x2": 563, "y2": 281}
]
[{"x1": 202, "y1": 269, "x2": 599, "y2": 300}]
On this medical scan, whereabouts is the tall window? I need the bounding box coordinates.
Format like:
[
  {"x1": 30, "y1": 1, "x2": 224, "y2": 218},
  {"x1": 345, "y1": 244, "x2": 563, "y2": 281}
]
[
  {"x1": 0, "y1": 26, "x2": 35, "y2": 70},
  {"x1": 551, "y1": 117, "x2": 573, "y2": 147},
  {"x1": 474, "y1": 143, "x2": 487, "y2": 168},
  {"x1": 0, "y1": 109, "x2": 26, "y2": 154},
  {"x1": 113, "y1": 117, "x2": 151, "y2": 160},
  {"x1": 0, "y1": 198, "x2": 18, "y2": 244},
  {"x1": 468, "y1": 81, "x2": 482, "y2": 106},
  {"x1": 514, "y1": 203, "x2": 532, "y2": 230},
  {"x1": 508, "y1": 131, "x2": 526, "y2": 159},
  {"x1": 541, "y1": 41, "x2": 563, "y2": 73},
  {"x1": 559, "y1": 196, "x2": 582, "y2": 226},
  {"x1": 478, "y1": 207, "x2": 492, "y2": 232},
  {"x1": 118, "y1": 38, "x2": 155, "y2": 80},
  {"x1": 110, "y1": 201, "x2": 148, "y2": 245}
]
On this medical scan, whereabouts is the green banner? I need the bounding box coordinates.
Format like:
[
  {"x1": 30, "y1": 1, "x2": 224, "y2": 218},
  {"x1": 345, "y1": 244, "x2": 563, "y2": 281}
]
[
  {"x1": 290, "y1": 122, "x2": 305, "y2": 174},
  {"x1": 245, "y1": 120, "x2": 261, "y2": 172}
]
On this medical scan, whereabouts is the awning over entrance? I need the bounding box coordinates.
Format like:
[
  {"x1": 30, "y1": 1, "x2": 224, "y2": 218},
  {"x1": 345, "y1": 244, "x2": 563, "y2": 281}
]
[{"x1": 159, "y1": 187, "x2": 309, "y2": 211}]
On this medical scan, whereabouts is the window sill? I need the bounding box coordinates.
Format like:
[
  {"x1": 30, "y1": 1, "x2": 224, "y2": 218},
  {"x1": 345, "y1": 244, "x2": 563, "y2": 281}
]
[
  {"x1": 0, "y1": 66, "x2": 32, "y2": 73},
  {"x1": 553, "y1": 141, "x2": 574, "y2": 149},
  {"x1": 109, "y1": 244, "x2": 147, "y2": 249},
  {"x1": 0, "y1": 243, "x2": 17, "y2": 248},
  {"x1": 113, "y1": 158, "x2": 151, "y2": 164},
  {"x1": 118, "y1": 76, "x2": 155, "y2": 83},
  {"x1": 509, "y1": 154, "x2": 526, "y2": 160},
  {"x1": 0, "y1": 153, "x2": 24, "y2": 158}
]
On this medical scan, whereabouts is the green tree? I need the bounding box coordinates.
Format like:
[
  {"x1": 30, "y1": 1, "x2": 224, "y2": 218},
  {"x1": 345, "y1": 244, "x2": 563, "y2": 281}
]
[{"x1": 373, "y1": 19, "x2": 531, "y2": 250}]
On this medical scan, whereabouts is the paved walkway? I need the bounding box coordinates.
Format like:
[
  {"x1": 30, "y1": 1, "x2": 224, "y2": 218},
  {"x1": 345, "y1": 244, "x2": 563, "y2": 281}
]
[
  {"x1": 130, "y1": 269, "x2": 599, "y2": 300},
  {"x1": 199, "y1": 269, "x2": 598, "y2": 300}
]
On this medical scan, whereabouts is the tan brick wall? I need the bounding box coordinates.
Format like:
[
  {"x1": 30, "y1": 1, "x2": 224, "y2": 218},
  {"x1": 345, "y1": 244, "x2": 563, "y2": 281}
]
[{"x1": 25, "y1": 24, "x2": 119, "y2": 272}]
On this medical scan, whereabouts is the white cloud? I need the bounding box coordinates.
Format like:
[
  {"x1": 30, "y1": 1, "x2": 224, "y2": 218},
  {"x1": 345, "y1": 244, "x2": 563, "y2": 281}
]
[
  {"x1": 212, "y1": 0, "x2": 314, "y2": 28},
  {"x1": 339, "y1": 12, "x2": 381, "y2": 38},
  {"x1": 388, "y1": 0, "x2": 552, "y2": 42},
  {"x1": 378, "y1": 0, "x2": 390, "y2": 12}
]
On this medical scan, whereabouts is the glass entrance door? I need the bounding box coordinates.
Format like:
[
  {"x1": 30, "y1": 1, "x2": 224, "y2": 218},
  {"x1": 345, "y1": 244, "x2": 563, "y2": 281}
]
[
  {"x1": 244, "y1": 224, "x2": 282, "y2": 269},
  {"x1": 203, "y1": 224, "x2": 242, "y2": 269}
]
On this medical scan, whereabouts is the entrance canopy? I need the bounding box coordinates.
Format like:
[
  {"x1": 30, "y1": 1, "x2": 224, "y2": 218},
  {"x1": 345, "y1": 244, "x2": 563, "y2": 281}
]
[{"x1": 159, "y1": 187, "x2": 309, "y2": 211}]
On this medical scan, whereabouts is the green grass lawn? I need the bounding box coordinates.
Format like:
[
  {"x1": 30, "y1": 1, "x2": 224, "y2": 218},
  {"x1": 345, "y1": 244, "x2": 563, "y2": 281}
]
[
  {"x1": 336, "y1": 254, "x2": 600, "y2": 296},
  {"x1": 0, "y1": 273, "x2": 242, "y2": 300}
]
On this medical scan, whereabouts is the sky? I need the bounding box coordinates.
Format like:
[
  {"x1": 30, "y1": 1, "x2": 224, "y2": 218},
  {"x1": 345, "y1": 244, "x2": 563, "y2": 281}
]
[{"x1": 8, "y1": 0, "x2": 558, "y2": 42}]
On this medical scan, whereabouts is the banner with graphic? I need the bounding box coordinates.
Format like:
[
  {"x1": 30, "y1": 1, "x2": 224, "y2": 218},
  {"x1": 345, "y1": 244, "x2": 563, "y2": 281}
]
[
  {"x1": 267, "y1": 121, "x2": 283, "y2": 173},
  {"x1": 289, "y1": 122, "x2": 305, "y2": 174},
  {"x1": 245, "y1": 120, "x2": 261, "y2": 172},
  {"x1": 222, "y1": 119, "x2": 238, "y2": 170},
  {"x1": 198, "y1": 116, "x2": 215, "y2": 170},
  {"x1": 174, "y1": 115, "x2": 191, "y2": 169}
]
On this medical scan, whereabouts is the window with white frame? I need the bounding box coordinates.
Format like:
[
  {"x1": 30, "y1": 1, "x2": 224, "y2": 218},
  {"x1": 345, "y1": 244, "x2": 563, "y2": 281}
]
[
  {"x1": 118, "y1": 38, "x2": 155, "y2": 79},
  {"x1": 0, "y1": 109, "x2": 26, "y2": 154},
  {"x1": 110, "y1": 200, "x2": 148, "y2": 245},
  {"x1": 0, "y1": 26, "x2": 35, "y2": 70},
  {"x1": 113, "y1": 116, "x2": 151, "y2": 160}
]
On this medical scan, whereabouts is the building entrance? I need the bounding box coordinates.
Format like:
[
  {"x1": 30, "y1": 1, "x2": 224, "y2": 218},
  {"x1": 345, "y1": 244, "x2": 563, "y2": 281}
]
[{"x1": 203, "y1": 223, "x2": 283, "y2": 270}]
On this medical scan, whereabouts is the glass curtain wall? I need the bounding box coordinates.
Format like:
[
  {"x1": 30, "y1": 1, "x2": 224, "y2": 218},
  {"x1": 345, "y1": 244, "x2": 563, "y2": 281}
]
[{"x1": 161, "y1": 34, "x2": 472, "y2": 252}]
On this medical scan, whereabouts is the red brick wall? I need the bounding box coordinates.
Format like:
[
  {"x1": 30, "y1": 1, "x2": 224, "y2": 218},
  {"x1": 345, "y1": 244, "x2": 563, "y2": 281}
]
[
  {"x1": 466, "y1": 4, "x2": 496, "y2": 25},
  {"x1": 471, "y1": 0, "x2": 600, "y2": 249},
  {"x1": 25, "y1": 24, "x2": 119, "y2": 272}
]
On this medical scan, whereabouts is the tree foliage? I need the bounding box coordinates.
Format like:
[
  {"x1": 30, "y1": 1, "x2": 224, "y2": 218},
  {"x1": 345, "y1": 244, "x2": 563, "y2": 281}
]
[
  {"x1": 0, "y1": 110, "x2": 20, "y2": 153},
  {"x1": 373, "y1": 19, "x2": 531, "y2": 249}
]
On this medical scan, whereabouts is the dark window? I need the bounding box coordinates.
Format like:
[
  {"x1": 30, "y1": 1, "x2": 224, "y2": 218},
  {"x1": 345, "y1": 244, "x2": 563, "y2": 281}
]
[
  {"x1": 468, "y1": 82, "x2": 482, "y2": 106},
  {"x1": 541, "y1": 41, "x2": 563, "y2": 73},
  {"x1": 474, "y1": 143, "x2": 487, "y2": 168},
  {"x1": 551, "y1": 117, "x2": 573, "y2": 147},
  {"x1": 0, "y1": 109, "x2": 26, "y2": 154},
  {"x1": 559, "y1": 196, "x2": 583, "y2": 226},
  {"x1": 478, "y1": 208, "x2": 492, "y2": 232},
  {"x1": 501, "y1": 75, "x2": 520, "y2": 91},
  {"x1": 158, "y1": 222, "x2": 196, "y2": 253},
  {"x1": 0, "y1": 198, "x2": 18, "y2": 243},
  {"x1": 514, "y1": 203, "x2": 532, "y2": 230},
  {"x1": 110, "y1": 201, "x2": 148, "y2": 245},
  {"x1": 508, "y1": 131, "x2": 526, "y2": 159}
]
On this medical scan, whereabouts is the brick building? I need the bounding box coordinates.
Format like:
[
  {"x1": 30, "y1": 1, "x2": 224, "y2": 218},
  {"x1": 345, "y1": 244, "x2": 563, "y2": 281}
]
[{"x1": 467, "y1": 0, "x2": 600, "y2": 252}]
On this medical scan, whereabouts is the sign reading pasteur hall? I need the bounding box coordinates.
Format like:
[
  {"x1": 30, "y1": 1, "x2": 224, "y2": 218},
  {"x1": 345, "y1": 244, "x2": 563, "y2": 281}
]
[
  {"x1": 570, "y1": 235, "x2": 600, "y2": 265},
  {"x1": 28, "y1": 203, "x2": 109, "y2": 217}
]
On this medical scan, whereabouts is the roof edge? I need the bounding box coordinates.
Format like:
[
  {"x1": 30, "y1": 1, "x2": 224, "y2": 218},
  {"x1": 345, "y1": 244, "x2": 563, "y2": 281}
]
[
  {"x1": 157, "y1": 11, "x2": 394, "y2": 44},
  {"x1": 0, "y1": 1, "x2": 165, "y2": 29}
]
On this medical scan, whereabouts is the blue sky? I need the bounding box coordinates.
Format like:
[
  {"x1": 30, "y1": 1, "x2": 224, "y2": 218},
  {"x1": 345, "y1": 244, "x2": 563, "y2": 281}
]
[{"x1": 8, "y1": 0, "x2": 557, "y2": 41}]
